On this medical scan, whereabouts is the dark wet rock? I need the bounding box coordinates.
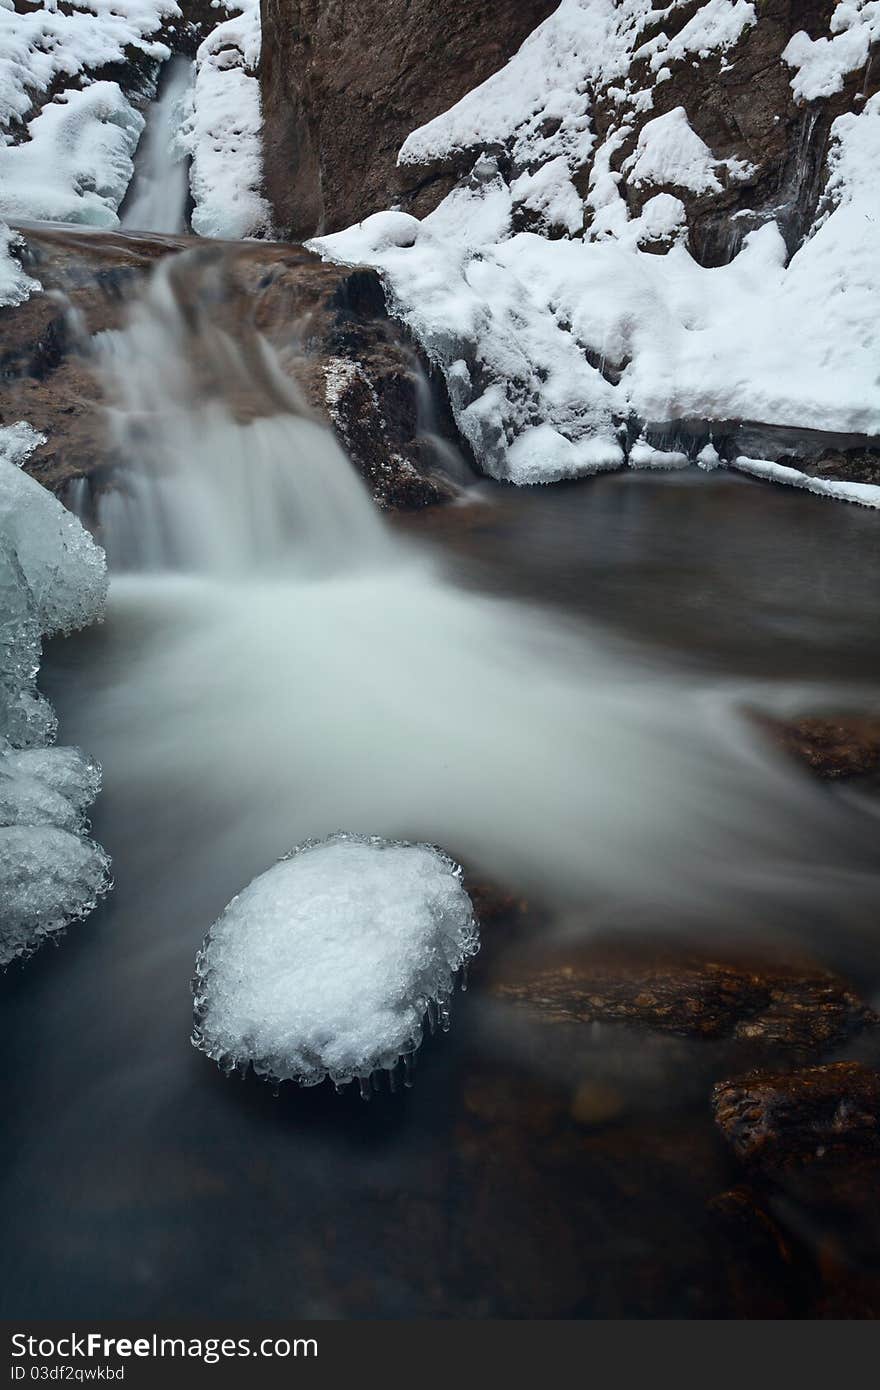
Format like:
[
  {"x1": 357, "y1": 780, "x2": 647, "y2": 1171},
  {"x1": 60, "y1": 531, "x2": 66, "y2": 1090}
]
[
  {"x1": 757, "y1": 714, "x2": 880, "y2": 781},
  {"x1": 490, "y1": 941, "x2": 876, "y2": 1056},
  {"x1": 712, "y1": 1063, "x2": 880, "y2": 1302},
  {"x1": 0, "y1": 226, "x2": 461, "y2": 509},
  {"x1": 707, "y1": 1186, "x2": 807, "y2": 1318},
  {"x1": 712, "y1": 1061, "x2": 880, "y2": 1171},
  {"x1": 259, "y1": 0, "x2": 558, "y2": 239}
]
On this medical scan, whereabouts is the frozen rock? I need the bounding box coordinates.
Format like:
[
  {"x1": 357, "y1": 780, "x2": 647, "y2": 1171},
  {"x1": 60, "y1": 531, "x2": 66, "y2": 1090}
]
[
  {"x1": 192, "y1": 833, "x2": 479, "y2": 1092},
  {"x1": 0, "y1": 423, "x2": 110, "y2": 966}
]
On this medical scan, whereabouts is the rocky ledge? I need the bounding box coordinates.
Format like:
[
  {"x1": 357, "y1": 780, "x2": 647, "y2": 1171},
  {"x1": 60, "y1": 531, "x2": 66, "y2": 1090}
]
[{"x1": 0, "y1": 226, "x2": 465, "y2": 509}]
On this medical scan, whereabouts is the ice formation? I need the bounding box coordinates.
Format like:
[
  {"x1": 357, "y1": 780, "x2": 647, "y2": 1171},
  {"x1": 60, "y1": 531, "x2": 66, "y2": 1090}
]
[
  {"x1": 192, "y1": 834, "x2": 479, "y2": 1094},
  {"x1": 0, "y1": 223, "x2": 40, "y2": 308},
  {"x1": 311, "y1": 1, "x2": 880, "y2": 495},
  {"x1": 0, "y1": 422, "x2": 110, "y2": 966}
]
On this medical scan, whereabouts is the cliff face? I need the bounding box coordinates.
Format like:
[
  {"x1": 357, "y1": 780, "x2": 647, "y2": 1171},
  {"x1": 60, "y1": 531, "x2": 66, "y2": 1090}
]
[
  {"x1": 259, "y1": 0, "x2": 558, "y2": 239},
  {"x1": 260, "y1": 0, "x2": 878, "y2": 260}
]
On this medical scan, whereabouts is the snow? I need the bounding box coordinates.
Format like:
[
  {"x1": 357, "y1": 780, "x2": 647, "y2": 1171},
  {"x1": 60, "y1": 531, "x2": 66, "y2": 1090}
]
[
  {"x1": 192, "y1": 833, "x2": 479, "y2": 1091},
  {"x1": 622, "y1": 107, "x2": 752, "y2": 194},
  {"x1": 180, "y1": 0, "x2": 271, "y2": 239},
  {"x1": 0, "y1": 82, "x2": 144, "y2": 227},
  {"x1": 0, "y1": 0, "x2": 175, "y2": 226},
  {"x1": 784, "y1": 2, "x2": 880, "y2": 103},
  {"x1": 0, "y1": 422, "x2": 110, "y2": 966},
  {"x1": 0, "y1": 0, "x2": 175, "y2": 133},
  {"x1": 312, "y1": 10, "x2": 880, "y2": 491},
  {"x1": 732, "y1": 455, "x2": 880, "y2": 508}
]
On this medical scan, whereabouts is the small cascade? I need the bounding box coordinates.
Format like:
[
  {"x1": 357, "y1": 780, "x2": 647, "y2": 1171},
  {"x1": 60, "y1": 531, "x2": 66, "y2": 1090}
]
[
  {"x1": 94, "y1": 248, "x2": 391, "y2": 576},
  {"x1": 409, "y1": 351, "x2": 476, "y2": 488},
  {"x1": 120, "y1": 57, "x2": 193, "y2": 236}
]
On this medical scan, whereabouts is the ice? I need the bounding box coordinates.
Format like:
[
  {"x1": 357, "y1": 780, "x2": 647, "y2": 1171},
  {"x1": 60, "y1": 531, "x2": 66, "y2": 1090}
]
[
  {"x1": 0, "y1": 223, "x2": 40, "y2": 308},
  {"x1": 0, "y1": 425, "x2": 107, "y2": 634},
  {"x1": 0, "y1": 826, "x2": 111, "y2": 967},
  {"x1": 0, "y1": 422, "x2": 110, "y2": 966},
  {"x1": 192, "y1": 834, "x2": 479, "y2": 1092}
]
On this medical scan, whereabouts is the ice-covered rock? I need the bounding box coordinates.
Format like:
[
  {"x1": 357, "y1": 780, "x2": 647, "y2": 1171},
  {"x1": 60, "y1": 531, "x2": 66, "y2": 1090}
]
[
  {"x1": 0, "y1": 826, "x2": 111, "y2": 967},
  {"x1": 0, "y1": 422, "x2": 110, "y2": 966},
  {"x1": 192, "y1": 833, "x2": 479, "y2": 1093}
]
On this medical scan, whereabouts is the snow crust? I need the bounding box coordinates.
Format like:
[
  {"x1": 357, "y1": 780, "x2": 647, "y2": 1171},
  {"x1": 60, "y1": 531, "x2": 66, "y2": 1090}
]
[
  {"x1": 180, "y1": 0, "x2": 271, "y2": 239},
  {"x1": 192, "y1": 834, "x2": 479, "y2": 1090},
  {"x1": 0, "y1": 422, "x2": 110, "y2": 966},
  {"x1": 312, "y1": 1, "x2": 880, "y2": 489}
]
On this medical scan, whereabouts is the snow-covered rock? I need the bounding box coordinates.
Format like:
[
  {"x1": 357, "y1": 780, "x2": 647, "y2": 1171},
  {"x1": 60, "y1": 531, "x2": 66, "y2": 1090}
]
[
  {"x1": 0, "y1": 422, "x2": 110, "y2": 967},
  {"x1": 180, "y1": 0, "x2": 271, "y2": 239},
  {"x1": 0, "y1": 0, "x2": 177, "y2": 227},
  {"x1": 192, "y1": 833, "x2": 479, "y2": 1093},
  {"x1": 310, "y1": 2, "x2": 880, "y2": 492}
]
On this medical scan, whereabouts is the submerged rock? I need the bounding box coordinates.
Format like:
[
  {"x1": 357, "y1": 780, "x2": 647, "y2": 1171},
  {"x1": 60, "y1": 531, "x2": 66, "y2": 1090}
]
[
  {"x1": 757, "y1": 713, "x2": 880, "y2": 781},
  {"x1": 712, "y1": 1061, "x2": 880, "y2": 1172},
  {"x1": 490, "y1": 942, "x2": 876, "y2": 1056},
  {"x1": 192, "y1": 833, "x2": 479, "y2": 1093}
]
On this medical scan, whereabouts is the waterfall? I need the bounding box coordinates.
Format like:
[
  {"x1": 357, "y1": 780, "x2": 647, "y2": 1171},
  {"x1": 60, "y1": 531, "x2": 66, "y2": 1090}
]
[
  {"x1": 120, "y1": 57, "x2": 193, "y2": 236},
  {"x1": 95, "y1": 249, "x2": 389, "y2": 575},
  {"x1": 82, "y1": 249, "x2": 880, "y2": 945}
]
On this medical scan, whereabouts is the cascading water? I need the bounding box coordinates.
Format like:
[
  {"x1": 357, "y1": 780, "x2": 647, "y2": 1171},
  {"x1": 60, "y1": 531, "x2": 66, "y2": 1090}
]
[
  {"x1": 82, "y1": 249, "x2": 879, "y2": 946},
  {"x1": 120, "y1": 57, "x2": 193, "y2": 236}
]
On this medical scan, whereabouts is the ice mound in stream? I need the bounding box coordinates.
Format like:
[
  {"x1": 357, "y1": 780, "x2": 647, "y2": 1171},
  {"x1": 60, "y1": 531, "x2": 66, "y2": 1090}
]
[
  {"x1": 192, "y1": 834, "x2": 479, "y2": 1095},
  {"x1": 0, "y1": 423, "x2": 110, "y2": 966}
]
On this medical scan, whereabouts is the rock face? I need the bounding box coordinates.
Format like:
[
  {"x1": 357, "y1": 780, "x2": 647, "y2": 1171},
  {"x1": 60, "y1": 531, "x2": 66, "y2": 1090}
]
[
  {"x1": 259, "y1": 0, "x2": 558, "y2": 239},
  {"x1": 0, "y1": 227, "x2": 463, "y2": 508},
  {"x1": 259, "y1": 1, "x2": 879, "y2": 259}
]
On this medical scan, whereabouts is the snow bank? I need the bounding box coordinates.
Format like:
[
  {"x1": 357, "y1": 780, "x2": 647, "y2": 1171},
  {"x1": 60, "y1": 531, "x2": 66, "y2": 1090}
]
[
  {"x1": 0, "y1": 82, "x2": 144, "y2": 228},
  {"x1": 180, "y1": 0, "x2": 271, "y2": 239},
  {"x1": 0, "y1": 0, "x2": 175, "y2": 132},
  {"x1": 732, "y1": 455, "x2": 880, "y2": 508},
  {"x1": 0, "y1": 0, "x2": 175, "y2": 226},
  {"x1": 192, "y1": 833, "x2": 479, "y2": 1092},
  {"x1": 0, "y1": 422, "x2": 110, "y2": 966},
  {"x1": 311, "y1": 1, "x2": 880, "y2": 488}
]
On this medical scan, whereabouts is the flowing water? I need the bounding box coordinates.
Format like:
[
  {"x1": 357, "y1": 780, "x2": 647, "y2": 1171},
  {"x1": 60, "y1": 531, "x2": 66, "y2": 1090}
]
[
  {"x1": 1, "y1": 240, "x2": 879, "y2": 1317},
  {"x1": 120, "y1": 58, "x2": 193, "y2": 237}
]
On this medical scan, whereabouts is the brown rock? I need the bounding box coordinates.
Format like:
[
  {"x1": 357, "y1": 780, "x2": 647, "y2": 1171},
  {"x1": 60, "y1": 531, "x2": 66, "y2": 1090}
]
[
  {"x1": 259, "y1": 0, "x2": 558, "y2": 239},
  {"x1": 0, "y1": 225, "x2": 462, "y2": 508},
  {"x1": 490, "y1": 941, "x2": 875, "y2": 1055},
  {"x1": 757, "y1": 713, "x2": 880, "y2": 780},
  {"x1": 712, "y1": 1061, "x2": 880, "y2": 1170}
]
